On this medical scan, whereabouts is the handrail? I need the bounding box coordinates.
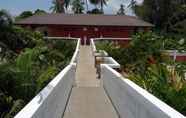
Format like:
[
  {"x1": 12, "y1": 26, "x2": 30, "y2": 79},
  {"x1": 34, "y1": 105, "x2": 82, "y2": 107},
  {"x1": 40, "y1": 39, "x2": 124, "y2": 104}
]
[
  {"x1": 101, "y1": 64, "x2": 185, "y2": 118},
  {"x1": 94, "y1": 37, "x2": 185, "y2": 117},
  {"x1": 15, "y1": 64, "x2": 76, "y2": 118},
  {"x1": 70, "y1": 38, "x2": 80, "y2": 64},
  {"x1": 90, "y1": 37, "x2": 131, "y2": 53},
  {"x1": 90, "y1": 38, "x2": 121, "y2": 69},
  {"x1": 94, "y1": 37, "x2": 132, "y2": 41},
  {"x1": 43, "y1": 37, "x2": 79, "y2": 40},
  {"x1": 15, "y1": 37, "x2": 80, "y2": 118},
  {"x1": 44, "y1": 37, "x2": 81, "y2": 64},
  {"x1": 90, "y1": 38, "x2": 97, "y2": 54}
]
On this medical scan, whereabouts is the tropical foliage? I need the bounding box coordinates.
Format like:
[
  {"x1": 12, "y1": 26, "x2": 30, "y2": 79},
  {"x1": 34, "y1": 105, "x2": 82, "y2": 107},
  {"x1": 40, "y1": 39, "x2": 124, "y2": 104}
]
[
  {"x1": 15, "y1": 9, "x2": 47, "y2": 21},
  {"x1": 0, "y1": 35, "x2": 75, "y2": 117},
  {"x1": 96, "y1": 32, "x2": 186, "y2": 115},
  {"x1": 117, "y1": 4, "x2": 125, "y2": 15},
  {"x1": 0, "y1": 10, "x2": 76, "y2": 117},
  {"x1": 134, "y1": 0, "x2": 186, "y2": 37},
  {"x1": 50, "y1": 0, "x2": 71, "y2": 13},
  {"x1": 88, "y1": 0, "x2": 108, "y2": 14},
  {"x1": 71, "y1": 0, "x2": 85, "y2": 14}
]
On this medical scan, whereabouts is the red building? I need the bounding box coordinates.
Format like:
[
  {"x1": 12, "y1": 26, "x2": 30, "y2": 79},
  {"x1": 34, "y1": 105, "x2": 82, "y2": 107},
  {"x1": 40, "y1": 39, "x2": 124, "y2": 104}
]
[{"x1": 16, "y1": 14, "x2": 153, "y2": 45}]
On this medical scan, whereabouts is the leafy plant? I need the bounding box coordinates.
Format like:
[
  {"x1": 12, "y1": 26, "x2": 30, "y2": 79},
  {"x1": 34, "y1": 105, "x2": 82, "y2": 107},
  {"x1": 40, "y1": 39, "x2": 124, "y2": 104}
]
[
  {"x1": 96, "y1": 32, "x2": 186, "y2": 115},
  {"x1": 36, "y1": 66, "x2": 58, "y2": 92},
  {"x1": 0, "y1": 32, "x2": 76, "y2": 117}
]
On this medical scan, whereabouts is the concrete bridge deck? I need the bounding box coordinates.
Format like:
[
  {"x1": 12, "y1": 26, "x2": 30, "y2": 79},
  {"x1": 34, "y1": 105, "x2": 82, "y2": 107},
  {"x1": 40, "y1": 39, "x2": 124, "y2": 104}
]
[{"x1": 63, "y1": 45, "x2": 118, "y2": 118}]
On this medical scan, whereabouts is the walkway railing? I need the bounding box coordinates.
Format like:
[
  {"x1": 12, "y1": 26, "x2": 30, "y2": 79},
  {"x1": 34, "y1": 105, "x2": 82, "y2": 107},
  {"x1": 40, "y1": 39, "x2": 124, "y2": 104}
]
[
  {"x1": 90, "y1": 38, "x2": 120, "y2": 69},
  {"x1": 91, "y1": 38, "x2": 185, "y2": 118},
  {"x1": 90, "y1": 37, "x2": 131, "y2": 55},
  {"x1": 163, "y1": 50, "x2": 186, "y2": 61},
  {"x1": 15, "y1": 37, "x2": 80, "y2": 118}
]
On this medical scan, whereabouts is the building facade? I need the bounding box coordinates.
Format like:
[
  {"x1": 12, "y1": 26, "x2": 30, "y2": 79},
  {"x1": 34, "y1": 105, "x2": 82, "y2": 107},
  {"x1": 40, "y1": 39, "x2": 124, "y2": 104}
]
[{"x1": 16, "y1": 14, "x2": 153, "y2": 45}]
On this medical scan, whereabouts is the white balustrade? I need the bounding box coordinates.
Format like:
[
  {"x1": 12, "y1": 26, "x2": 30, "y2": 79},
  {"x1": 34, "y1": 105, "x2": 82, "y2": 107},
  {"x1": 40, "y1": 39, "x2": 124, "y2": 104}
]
[
  {"x1": 101, "y1": 64, "x2": 185, "y2": 118},
  {"x1": 15, "y1": 64, "x2": 76, "y2": 118},
  {"x1": 15, "y1": 37, "x2": 80, "y2": 118},
  {"x1": 91, "y1": 38, "x2": 185, "y2": 118}
]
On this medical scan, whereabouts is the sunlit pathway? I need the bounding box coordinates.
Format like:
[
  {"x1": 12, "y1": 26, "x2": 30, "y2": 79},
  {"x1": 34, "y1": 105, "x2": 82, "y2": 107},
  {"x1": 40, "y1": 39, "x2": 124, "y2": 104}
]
[{"x1": 63, "y1": 45, "x2": 118, "y2": 118}]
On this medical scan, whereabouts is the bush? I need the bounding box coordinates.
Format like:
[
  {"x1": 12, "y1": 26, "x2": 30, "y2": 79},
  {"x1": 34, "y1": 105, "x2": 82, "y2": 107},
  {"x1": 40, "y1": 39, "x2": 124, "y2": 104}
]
[
  {"x1": 0, "y1": 30, "x2": 76, "y2": 117},
  {"x1": 96, "y1": 32, "x2": 186, "y2": 115}
]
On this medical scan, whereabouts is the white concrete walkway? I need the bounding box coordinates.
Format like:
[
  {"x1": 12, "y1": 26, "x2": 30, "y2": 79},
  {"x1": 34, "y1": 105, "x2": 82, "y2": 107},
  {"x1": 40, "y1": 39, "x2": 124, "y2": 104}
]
[{"x1": 63, "y1": 45, "x2": 118, "y2": 118}]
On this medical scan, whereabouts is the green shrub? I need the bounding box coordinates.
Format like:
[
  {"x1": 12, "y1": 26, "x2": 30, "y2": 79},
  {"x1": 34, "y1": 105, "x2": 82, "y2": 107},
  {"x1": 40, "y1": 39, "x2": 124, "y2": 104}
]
[
  {"x1": 0, "y1": 32, "x2": 76, "y2": 116},
  {"x1": 96, "y1": 32, "x2": 186, "y2": 115}
]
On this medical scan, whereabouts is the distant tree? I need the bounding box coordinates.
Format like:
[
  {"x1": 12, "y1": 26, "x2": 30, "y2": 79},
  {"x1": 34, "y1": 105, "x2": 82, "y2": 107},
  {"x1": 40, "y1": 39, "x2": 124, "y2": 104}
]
[
  {"x1": 18, "y1": 11, "x2": 33, "y2": 19},
  {"x1": 117, "y1": 4, "x2": 125, "y2": 15},
  {"x1": 72, "y1": 0, "x2": 84, "y2": 14},
  {"x1": 99, "y1": 0, "x2": 108, "y2": 13},
  {"x1": 89, "y1": 0, "x2": 100, "y2": 9},
  {"x1": 128, "y1": 0, "x2": 137, "y2": 13},
  {"x1": 84, "y1": 0, "x2": 89, "y2": 12},
  {"x1": 89, "y1": 0, "x2": 108, "y2": 13},
  {"x1": 50, "y1": 0, "x2": 65, "y2": 13},
  {"x1": 166, "y1": 5, "x2": 186, "y2": 34},
  {"x1": 87, "y1": 8, "x2": 103, "y2": 14},
  {"x1": 34, "y1": 9, "x2": 47, "y2": 15},
  {"x1": 134, "y1": 0, "x2": 186, "y2": 36},
  {"x1": 50, "y1": 0, "x2": 71, "y2": 13},
  {"x1": 0, "y1": 10, "x2": 13, "y2": 29}
]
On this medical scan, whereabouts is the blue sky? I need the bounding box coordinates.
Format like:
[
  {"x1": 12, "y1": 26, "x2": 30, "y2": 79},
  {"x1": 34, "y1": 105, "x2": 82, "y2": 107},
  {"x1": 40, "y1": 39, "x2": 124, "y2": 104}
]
[{"x1": 0, "y1": 0, "x2": 143, "y2": 16}]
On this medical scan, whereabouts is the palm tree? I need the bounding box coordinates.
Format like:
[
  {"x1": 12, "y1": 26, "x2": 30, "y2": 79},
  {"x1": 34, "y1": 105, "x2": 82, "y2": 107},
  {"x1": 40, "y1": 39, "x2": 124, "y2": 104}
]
[
  {"x1": 84, "y1": 0, "x2": 89, "y2": 12},
  {"x1": 89, "y1": 0, "x2": 100, "y2": 9},
  {"x1": 72, "y1": 0, "x2": 85, "y2": 14},
  {"x1": 128, "y1": 0, "x2": 136, "y2": 8},
  {"x1": 0, "y1": 10, "x2": 12, "y2": 29},
  {"x1": 50, "y1": 0, "x2": 71, "y2": 13},
  {"x1": 128, "y1": 0, "x2": 137, "y2": 13},
  {"x1": 117, "y1": 4, "x2": 125, "y2": 15},
  {"x1": 99, "y1": 0, "x2": 108, "y2": 13},
  {"x1": 89, "y1": 0, "x2": 108, "y2": 13}
]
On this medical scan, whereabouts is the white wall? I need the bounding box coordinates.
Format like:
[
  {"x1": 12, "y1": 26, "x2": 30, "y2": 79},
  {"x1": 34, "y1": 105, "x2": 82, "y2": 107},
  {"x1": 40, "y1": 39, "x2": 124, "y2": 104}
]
[
  {"x1": 103, "y1": 57, "x2": 120, "y2": 69},
  {"x1": 15, "y1": 64, "x2": 76, "y2": 118},
  {"x1": 15, "y1": 37, "x2": 80, "y2": 118},
  {"x1": 101, "y1": 64, "x2": 185, "y2": 118}
]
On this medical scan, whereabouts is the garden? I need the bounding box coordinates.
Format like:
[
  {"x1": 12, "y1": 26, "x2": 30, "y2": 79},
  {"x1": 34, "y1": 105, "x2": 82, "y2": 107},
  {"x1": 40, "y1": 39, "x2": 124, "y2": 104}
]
[
  {"x1": 0, "y1": 10, "x2": 76, "y2": 117},
  {"x1": 96, "y1": 31, "x2": 186, "y2": 115}
]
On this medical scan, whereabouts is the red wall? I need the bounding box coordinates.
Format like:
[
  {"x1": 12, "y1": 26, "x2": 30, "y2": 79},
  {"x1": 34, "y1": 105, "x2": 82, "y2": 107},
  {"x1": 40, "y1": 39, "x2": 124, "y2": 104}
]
[
  {"x1": 47, "y1": 25, "x2": 136, "y2": 45},
  {"x1": 170, "y1": 56, "x2": 186, "y2": 62},
  {"x1": 21, "y1": 24, "x2": 150, "y2": 45}
]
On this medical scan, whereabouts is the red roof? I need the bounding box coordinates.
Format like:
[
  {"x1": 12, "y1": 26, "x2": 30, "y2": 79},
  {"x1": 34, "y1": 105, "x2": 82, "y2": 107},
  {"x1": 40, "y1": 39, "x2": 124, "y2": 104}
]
[{"x1": 16, "y1": 13, "x2": 153, "y2": 27}]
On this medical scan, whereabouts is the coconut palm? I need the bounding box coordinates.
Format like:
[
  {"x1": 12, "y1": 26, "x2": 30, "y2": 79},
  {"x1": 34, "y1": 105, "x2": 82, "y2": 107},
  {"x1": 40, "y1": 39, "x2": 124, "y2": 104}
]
[
  {"x1": 99, "y1": 0, "x2": 108, "y2": 13},
  {"x1": 128, "y1": 0, "x2": 137, "y2": 13},
  {"x1": 72, "y1": 0, "x2": 85, "y2": 14},
  {"x1": 85, "y1": 0, "x2": 89, "y2": 12},
  {"x1": 50, "y1": 0, "x2": 71, "y2": 13},
  {"x1": 117, "y1": 4, "x2": 125, "y2": 15},
  {"x1": 128, "y1": 0, "x2": 137, "y2": 8},
  {"x1": 89, "y1": 0, "x2": 100, "y2": 8},
  {"x1": 0, "y1": 10, "x2": 12, "y2": 29},
  {"x1": 89, "y1": 0, "x2": 108, "y2": 13}
]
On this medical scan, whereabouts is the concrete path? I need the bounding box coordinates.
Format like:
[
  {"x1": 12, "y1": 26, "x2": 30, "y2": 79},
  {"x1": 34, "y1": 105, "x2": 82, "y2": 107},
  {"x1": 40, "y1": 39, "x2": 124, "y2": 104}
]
[{"x1": 63, "y1": 45, "x2": 118, "y2": 118}]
